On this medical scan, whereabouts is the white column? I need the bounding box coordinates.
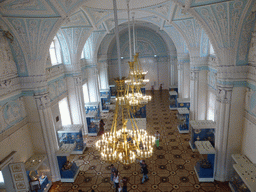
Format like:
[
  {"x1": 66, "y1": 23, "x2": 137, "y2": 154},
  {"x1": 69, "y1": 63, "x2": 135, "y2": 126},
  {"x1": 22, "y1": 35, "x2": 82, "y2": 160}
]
[
  {"x1": 73, "y1": 75, "x2": 88, "y2": 134},
  {"x1": 99, "y1": 61, "x2": 109, "y2": 90},
  {"x1": 34, "y1": 93, "x2": 60, "y2": 182},
  {"x1": 88, "y1": 66, "x2": 100, "y2": 103},
  {"x1": 177, "y1": 61, "x2": 184, "y2": 98},
  {"x1": 214, "y1": 85, "x2": 233, "y2": 182},
  {"x1": 190, "y1": 70, "x2": 199, "y2": 120},
  {"x1": 169, "y1": 57, "x2": 176, "y2": 86}
]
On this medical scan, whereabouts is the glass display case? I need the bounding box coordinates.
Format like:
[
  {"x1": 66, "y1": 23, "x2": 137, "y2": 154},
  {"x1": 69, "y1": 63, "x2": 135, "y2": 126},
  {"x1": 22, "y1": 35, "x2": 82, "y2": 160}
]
[
  {"x1": 57, "y1": 124, "x2": 86, "y2": 154},
  {"x1": 169, "y1": 91, "x2": 178, "y2": 110},
  {"x1": 132, "y1": 105, "x2": 146, "y2": 118},
  {"x1": 194, "y1": 141, "x2": 215, "y2": 182},
  {"x1": 109, "y1": 85, "x2": 116, "y2": 98},
  {"x1": 177, "y1": 108, "x2": 189, "y2": 133},
  {"x1": 25, "y1": 154, "x2": 52, "y2": 192},
  {"x1": 189, "y1": 120, "x2": 215, "y2": 152},
  {"x1": 85, "y1": 102, "x2": 100, "y2": 136},
  {"x1": 100, "y1": 89, "x2": 110, "y2": 112},
  {"x1": 169, "y1": 85, "x2": 178, "y2": 93},
  {"x1": 56, "y1": 143, "x2": 79, "y2": 182},
  {"x1": 177, "y1": 98, "x2": 190, "y2": 110},
  {"x1": 229, "y1": 154, "x2": 255, "y2": 192}
]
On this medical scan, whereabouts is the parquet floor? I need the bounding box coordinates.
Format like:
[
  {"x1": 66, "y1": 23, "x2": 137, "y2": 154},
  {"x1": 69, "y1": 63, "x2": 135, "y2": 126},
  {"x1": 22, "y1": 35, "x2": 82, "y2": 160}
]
[{"x1": 50, "y1": 90, "x2": 231, "y2": 192}]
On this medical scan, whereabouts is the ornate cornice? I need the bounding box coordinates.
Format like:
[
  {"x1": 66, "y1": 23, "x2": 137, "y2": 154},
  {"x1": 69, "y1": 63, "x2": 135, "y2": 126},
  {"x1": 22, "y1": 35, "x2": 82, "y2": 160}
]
[
  {"x1": 45, "y1": 64, "x2": 65, "y2": 80},
  {"x1": 19, "y1": 75, "x2": 47, "y2": 93},
  {"x1": 247, "y1": 65, "x2": 256, "y2": 83},
  {"x1": 217, "y1": 66, "x2": 248, "y2": 81},
  {"x1": 0, "y1": 76, "x2": 20, "y2": 97},
  {"x1": 190, "y1": 56, "x2": 208, "y2": 68}
]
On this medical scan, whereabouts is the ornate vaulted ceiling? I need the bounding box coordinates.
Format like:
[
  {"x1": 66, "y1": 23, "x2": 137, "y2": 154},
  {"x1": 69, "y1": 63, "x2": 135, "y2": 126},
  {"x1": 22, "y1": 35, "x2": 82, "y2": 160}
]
[{"x1": 0, "y1": 0, "x2": 255, "y2": 77}]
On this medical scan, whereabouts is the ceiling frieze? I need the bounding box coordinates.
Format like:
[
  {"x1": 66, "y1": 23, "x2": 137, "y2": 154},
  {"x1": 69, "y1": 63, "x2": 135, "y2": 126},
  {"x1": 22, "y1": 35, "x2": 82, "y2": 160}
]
[
  {"x1": 82, "y1": 6, "x2": 112, "y2": 25},
  {"x1": 61, "y1": 10, "x2": 92, "y2": 28},
  {"x1": 0, "y1": 0, "x2": 60, "y2": 17}
]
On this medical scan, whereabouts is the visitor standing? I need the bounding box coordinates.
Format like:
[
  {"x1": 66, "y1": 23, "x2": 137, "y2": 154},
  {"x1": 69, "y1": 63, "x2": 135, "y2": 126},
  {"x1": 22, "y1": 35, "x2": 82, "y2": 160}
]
[
  {"x1": 113, "y1": 171, "x2": 120, "y2": 192},
  {"x1": 98, "y1": 119, "x2": 105, "y2": 136},
  {"x1": 151, "y1": 85, "x2": 154, "y2": 95},
  {"x1": 159, "y1": 84, "x2": 163, "y2": 92},
  {"x1": 122, "y1": 177, "x2": 128, "y2": 192},
  {"x1": 141, "y1": 160, "x2": 149, "y2": 184},
  {"x1": 110, "y1": 164, "x2": 117, "y2": 182},
  {"x1": 155, "y1": 131, "x2": 160, "y2": 147}
]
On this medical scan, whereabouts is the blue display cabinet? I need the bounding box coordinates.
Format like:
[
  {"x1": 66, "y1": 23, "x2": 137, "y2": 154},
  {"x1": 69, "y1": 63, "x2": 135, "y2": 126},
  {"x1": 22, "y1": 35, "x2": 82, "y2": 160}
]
[
  {"x1": 109, "y1": 85, "x2": 116, "y2": 98},
  {"x1": 85, "y1": 102, "x2": 100, "y2": 119},
  {"x1": 177, "y1": 98, "x2": 190, "y2": 110},
  {"x1": 100, "y1": 89, "x2": 110, "y2": 112},
  {"x1": 169, "y1": 91, "x2": 178, "y2": 110},
  {"x1": 229, "y1": 154, "x2": 255, "y2": 192},
  {"x1": 25, "y1": 154, "x2": 52, "y2": 192},
  {"x1": 177, "y1": 108, "x2": 189, "y2": 133},
  {"x1": 189, "y1": 120, "x2": 215, "y2": 152},
  {"x1": 141, "y1": 87, "x2": 146, "y2": 95},
  {"x1": 169, "y1": 85, "x2": 178, "y2": 93},
  {"x1": 56, "y1": 143, "x2": 79, "y2": 182},
  {"x1": 57, "y1": 124, "x2": 86, "y2": 154},
  {"x1": 85, "y1": 102, "x2": 100, "y2": 136},
  {"x1": 194, "y1": 141, "x2": 215, "y2": 182},
  {"x1": 86, "y1": 117, "x2": 99, "y2": 136}
]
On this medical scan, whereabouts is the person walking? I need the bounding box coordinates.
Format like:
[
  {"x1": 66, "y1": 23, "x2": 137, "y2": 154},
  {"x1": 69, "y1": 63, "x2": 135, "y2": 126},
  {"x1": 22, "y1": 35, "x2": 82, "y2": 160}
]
[
  {"x1": 155, "y1": 131, "x2": 160, "y2": 147},
  {"x1": 141, "y1": 160, "x2": 149, "y2": 184},
  {"x1": 110, "y1": 164, "x2": 117, "y2": 182},
  {"x1": 113, "y1": 171, "x2": 120, "y2": 192},
  {"x1": 121, "y1": 177, "x2": 128, "y2": 192},
  {"x1": 98, "y1": 119, "x2": 105, "y2": 136},
  {"x1": 159, "y1": 84, "x2": 163, "y2": 92}
]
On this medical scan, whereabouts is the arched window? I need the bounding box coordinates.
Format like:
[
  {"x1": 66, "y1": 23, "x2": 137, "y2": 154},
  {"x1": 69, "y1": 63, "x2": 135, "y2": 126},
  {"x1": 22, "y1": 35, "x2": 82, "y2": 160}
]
[
  {"x1": 58, "y1": 97, "x2": 72, "y2": 126},
  {"x1": 82, "y1": 83, "x2": 90, "y2": 103},
  {"x1": 209, "y1": 42, "x2": 215, "y2": 56},
  {"x1": 81, "y1": 37, "x2": 92, "y2": 59},
  {"x1": 49, "y1": 36, "x2": 62, "y2": 65}
]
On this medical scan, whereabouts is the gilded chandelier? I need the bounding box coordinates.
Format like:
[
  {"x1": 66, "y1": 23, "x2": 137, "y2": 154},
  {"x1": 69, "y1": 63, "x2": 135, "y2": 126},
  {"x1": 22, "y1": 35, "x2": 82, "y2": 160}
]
[{"x1": 95, "y1": 53, "x2": 155, "y2": 165}]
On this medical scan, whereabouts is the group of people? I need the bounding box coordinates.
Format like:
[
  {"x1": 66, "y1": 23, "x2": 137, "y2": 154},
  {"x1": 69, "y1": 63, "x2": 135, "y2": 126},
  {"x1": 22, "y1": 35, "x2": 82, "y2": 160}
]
[
  {"x1": 151, "y1": 84, "x2": 163, "y2": 95},
  {"x1": 111, "y1": 164, "x2": 128, "y2": 192},
  {"x1": 110, "y1": 160, "x2": 149, "y2": 192}
]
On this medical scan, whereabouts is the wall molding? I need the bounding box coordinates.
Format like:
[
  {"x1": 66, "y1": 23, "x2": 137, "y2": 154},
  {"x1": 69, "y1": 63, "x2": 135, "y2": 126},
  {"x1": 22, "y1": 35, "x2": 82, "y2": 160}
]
[
  {"x1": 0, "y1": 118, "x2": 28, "y2": 143},
  {"x1": 244, "y1": 110, "x2": 256, "y2": 125}
]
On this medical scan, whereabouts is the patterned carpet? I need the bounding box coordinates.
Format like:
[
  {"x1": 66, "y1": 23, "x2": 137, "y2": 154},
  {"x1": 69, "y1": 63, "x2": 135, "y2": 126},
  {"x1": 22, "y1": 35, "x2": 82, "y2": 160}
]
[{"x1": 50, "y1": 90, "x2": 231, "y2": 192}]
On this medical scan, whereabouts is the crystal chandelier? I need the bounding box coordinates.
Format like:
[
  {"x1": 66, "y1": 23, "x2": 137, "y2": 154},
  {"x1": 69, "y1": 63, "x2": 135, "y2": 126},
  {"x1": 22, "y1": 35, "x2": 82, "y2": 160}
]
[
  {"x1": 95, "y1": 60, "x2": 155, "y2": 164},
  {"x1": 95, "y1": 0, "x2": 155, "y2": 165}
]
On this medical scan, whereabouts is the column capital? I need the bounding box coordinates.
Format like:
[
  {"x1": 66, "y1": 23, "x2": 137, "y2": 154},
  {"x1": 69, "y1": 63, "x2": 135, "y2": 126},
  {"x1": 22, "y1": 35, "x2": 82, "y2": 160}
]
[
  {"x1": 73, "y1": 75, "x2": 82, "y2": 86},
  {"x1": 190, "y1": 70, "x2": 200, "y2": 81},
  {"x1": 216, "y1": 85, "x2": 233, "y2": 104},
  {"x1": 34, "y1": 92, "x2": 51, "y2": 110}
]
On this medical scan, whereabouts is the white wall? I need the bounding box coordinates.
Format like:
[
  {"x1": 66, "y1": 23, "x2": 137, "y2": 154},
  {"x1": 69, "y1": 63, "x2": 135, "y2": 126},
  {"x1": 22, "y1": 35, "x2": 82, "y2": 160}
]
[
  {"x1": 0, "y1": 124, "x2": 34, "y2": 163},
  {"x1": 109, "y1": 57, "x2": 172, "y2": 90},
  {"x1": 242, "y1": 118, "x2": 256, "y2": 163},
  {"x1": 24, "y1": 96, "x2": 46, "y2": 154}
]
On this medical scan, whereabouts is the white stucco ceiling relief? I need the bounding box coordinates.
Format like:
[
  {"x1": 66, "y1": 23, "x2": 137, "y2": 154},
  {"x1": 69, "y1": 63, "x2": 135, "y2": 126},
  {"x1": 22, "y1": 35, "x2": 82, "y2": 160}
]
[{"x1": 84, "y1": 0, "x2": 169, "y2": 10}]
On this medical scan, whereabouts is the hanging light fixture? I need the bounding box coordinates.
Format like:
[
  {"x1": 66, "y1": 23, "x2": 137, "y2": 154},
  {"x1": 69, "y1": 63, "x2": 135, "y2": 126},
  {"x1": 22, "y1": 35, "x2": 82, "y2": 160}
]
[{"x1": 95, "y1": 0, "x2": 155, "y2": 165}]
